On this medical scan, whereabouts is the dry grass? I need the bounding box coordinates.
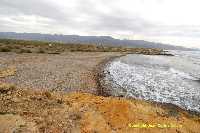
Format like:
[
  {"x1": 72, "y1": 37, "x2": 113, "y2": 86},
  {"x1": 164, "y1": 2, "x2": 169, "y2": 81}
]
[
  {"x1": 0, "y1": 83, "x2": 16, "y2": 93},
  {"x1": 0, "y1": 83, "x2": 199, "y2": 133},
  {"x1": 0, "y1": 67, "x2": 16, "y2": 78},
  {"x1": 0, "y1": 114, "x2": 38, "y2": 132}
]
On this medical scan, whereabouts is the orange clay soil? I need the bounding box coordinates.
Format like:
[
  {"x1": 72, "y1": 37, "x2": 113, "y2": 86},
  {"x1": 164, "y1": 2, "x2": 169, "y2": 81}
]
[{"x1": 0, "y1": 83, "x2": 200, "y2": 133}]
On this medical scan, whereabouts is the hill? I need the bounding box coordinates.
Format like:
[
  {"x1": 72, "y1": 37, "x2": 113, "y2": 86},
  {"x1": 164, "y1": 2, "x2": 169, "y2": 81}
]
[{"x1": 0, "y1": 32, "x2": 192, "y2": 50}]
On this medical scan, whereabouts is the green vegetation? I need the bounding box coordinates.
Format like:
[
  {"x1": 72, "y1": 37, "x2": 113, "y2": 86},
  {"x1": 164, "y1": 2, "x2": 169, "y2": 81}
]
[
  {"x1": 17, "y1": 49, "x2": 32, "y2": 53},
  {"x1": 37, "y1": 48, "x2": 45, "y2": 53},
  {"x1": 0, "y1": 38, "x2": 163, "y2": 54},
  {"x1": 0, "y1": 46, "x2": 11, "y2": 52}
]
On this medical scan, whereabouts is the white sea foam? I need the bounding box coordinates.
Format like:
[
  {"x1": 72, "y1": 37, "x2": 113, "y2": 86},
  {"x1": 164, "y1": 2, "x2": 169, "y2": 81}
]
[{"x1": 104, "y1": 51, "x2": 200, "y2": 113}]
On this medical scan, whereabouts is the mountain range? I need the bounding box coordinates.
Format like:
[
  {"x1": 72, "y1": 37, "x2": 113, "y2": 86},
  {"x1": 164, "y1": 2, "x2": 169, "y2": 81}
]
[{"x1": 0, "y1": 32, "x2": 194, "y2": 50}]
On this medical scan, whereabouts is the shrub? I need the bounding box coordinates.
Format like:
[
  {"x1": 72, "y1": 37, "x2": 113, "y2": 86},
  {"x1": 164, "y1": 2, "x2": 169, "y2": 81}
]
[
  {"x1": 43, "y1": 91, "x2": 52, "y2": 99},
  {"x1": 0, "y1": 83, "x2": 16, "y2": 94},
  {"x1": 37, "y1": 48, "x2": 45, "y2": 53},
  {"x1": 18, "y1": 49, "x2": 32, "y2": 53},
  {"x1": 0, "y1": 47, "x2": 11, "y2": 52}
]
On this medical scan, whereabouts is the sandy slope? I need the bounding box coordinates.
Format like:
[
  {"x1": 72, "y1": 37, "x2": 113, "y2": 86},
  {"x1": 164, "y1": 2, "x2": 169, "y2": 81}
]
[{"x1": 0, "y1": 84, "x2": 199, "y2": 133}]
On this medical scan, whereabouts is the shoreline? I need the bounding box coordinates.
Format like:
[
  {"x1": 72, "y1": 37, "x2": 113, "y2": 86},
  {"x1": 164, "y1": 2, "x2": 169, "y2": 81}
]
[
  {"x1": 96, "y1": 52, "x2": 200, "y2": 116},
  {"x1": 1, "y1": 51, "x2": 200, "y2": 132},
  {"x1": 94, "y1": 51, "x2": 163, "y2": 96},
  {"x1": 95, "y1": 53, "x2": 128, "y2": 96}
]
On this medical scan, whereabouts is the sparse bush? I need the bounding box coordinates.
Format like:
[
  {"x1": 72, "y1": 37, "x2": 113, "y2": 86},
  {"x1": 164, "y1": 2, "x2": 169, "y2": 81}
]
[
  {"x1": 57, "y1": 98, "x2": 64, "y2": 104},
  {"x1": 47, "y1": 52, "x2": 60, "y2": 54},
  {"x1": 37, "y1": 48, "x2": 45, "y2": 53},
  {"x1": 0, "y1": 47, "x2": 11, "y2": 52},
  {"x1": 43, "y1": 91, "x2": 52, "y2": 99},
  {"x1": 13, "y1": 45, "x2": 20, "y2": 49},
  {"x1": 0, "y1": 83, "x2": 16, "y2": 93},
  {"x1": 69, "y1": 112, "x2": 82, "y2": 120},
  {"x1": 18, "y1": 49, "x2": 32, "y2": 53}
]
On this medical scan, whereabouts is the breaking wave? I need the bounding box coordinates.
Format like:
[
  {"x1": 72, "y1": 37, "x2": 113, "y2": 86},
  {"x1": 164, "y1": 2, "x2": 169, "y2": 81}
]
[{"x1": 104, "y1": 51, "x2": 200, "y2": 113}]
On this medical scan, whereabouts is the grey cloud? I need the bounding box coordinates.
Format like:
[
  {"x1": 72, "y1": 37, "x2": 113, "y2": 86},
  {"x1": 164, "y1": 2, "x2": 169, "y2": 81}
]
[
  {"x1": 0, "y1": 0, "x2": 200, "y2": 39},
  {"x1": 94, "y1": 14, "x2": 155, "y2": 33},
  {"x1": 143, "y1": 25, "x2": 200, "y2": 38},
  {"x1": 0, "y1": 0, "x2": 71, "y2": 23},
  {"x1": 73, "y1": 0, "x2": 155, "y2": 32}
]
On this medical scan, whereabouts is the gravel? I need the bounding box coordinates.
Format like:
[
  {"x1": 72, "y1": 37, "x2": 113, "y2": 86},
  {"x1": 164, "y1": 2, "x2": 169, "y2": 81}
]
[{"x1": 0, "y1": 52, "x2": 122, "y2": 94}]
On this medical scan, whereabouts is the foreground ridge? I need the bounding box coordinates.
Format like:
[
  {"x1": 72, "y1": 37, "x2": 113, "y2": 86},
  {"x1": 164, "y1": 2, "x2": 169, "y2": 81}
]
[{"x1": 0, "y1": 83, "x2": 199, "y2": 133}]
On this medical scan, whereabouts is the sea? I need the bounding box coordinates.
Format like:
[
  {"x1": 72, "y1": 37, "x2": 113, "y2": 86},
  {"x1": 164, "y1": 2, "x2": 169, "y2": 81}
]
[{"x1": 104, "y1": 50, "x2": 200, "y2": 113}]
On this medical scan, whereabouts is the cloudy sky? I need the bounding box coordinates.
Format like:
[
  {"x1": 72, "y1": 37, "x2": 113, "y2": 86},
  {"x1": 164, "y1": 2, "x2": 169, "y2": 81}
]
[{"x1": 0, "y1": 0, "x2": 200, "y2": 48}]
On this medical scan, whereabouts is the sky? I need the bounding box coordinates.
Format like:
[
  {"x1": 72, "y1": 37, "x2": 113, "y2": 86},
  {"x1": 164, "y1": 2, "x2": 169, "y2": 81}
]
[{"x1": 0, "y1": 0, "x2": 200, "y2": 48}]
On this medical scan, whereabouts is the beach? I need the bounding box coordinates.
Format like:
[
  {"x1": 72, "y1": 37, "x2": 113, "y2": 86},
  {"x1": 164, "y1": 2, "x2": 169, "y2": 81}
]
[{"x1": 0, "y1": 50, "x2": 200, "y2": 133}]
